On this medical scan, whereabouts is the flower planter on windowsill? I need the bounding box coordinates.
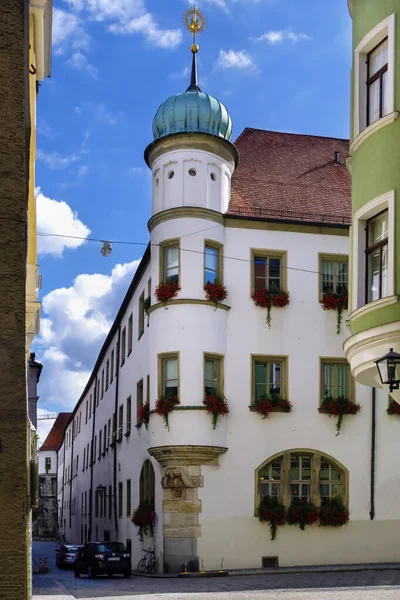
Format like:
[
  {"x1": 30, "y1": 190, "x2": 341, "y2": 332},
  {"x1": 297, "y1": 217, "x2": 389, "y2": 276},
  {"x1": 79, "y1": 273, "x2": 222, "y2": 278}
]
[{"x1": 249, "y1": 406, "x2": 290, "y2": 414}]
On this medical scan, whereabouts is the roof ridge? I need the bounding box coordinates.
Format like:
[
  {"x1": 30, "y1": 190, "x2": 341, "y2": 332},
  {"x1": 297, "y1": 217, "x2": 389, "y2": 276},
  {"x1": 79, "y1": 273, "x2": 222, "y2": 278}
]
[{"x1": 240, "y1": 127, "x2": 349, "y2": 142}]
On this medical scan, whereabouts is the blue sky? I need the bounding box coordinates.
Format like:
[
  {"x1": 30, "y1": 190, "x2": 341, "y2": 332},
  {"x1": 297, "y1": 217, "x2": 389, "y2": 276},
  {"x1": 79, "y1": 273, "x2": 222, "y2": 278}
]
[{"x1": 35, "y1": 0, "x2": 352, "y2": 441}]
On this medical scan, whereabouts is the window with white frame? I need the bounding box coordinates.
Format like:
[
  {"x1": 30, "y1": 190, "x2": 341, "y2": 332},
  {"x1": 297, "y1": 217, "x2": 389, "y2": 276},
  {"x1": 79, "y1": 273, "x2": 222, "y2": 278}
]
[
  {"x1": 354, "y1": 14, "x2": 395, "y2": 138},
  {"x1": 352, "y1": 191, "x2": 395, "y2": 311}
]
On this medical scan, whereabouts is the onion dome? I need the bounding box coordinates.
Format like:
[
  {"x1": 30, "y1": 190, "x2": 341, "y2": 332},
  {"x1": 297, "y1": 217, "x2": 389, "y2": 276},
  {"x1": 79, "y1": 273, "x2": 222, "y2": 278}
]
[{"x1": 152, "y1": 48, "x2": 232, "y2": 142}]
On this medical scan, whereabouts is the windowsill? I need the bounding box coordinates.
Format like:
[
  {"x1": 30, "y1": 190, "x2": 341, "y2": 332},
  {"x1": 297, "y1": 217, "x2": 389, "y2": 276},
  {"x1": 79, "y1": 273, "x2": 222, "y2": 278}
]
[
  {"x1": 127, "y1": 350, "x2": 132, "y2": 357},
  {"x1": 138, "y1": 331, "x2": 144, "y2": 341},
  {"x1": 124, "y1": 430, "x2": 131, "y2": 437},
  {"x1": 318, "y1": 406, "x2": 355, "y2": 414},
  {"x1": 351, "y1": 111, "x2": 399, "y2": 152},
  {"x1": 135, "y1": 421, "x2": 143, "y2": 429},
  {"x1": 121, "y1": 361, "x2": 125, "y2": 368},
  {"x1": 248, "y1": 405, "x2": 289, "y2": 414},
  {"x1": 349, "y1": 295, "x2": 398, "y2": 322},
  {"x1": 101, "y1": 451, "x2": 106, "y2": 457},
  {"x1": 116, "y1": 436, "x2": 123, "y2": 444}
]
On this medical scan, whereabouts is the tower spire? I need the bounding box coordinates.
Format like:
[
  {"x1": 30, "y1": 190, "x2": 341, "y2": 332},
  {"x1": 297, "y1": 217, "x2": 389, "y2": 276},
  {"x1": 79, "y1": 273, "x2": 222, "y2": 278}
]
[{"x1": 183, "y1": 5, "x2": 206, "y2": 92}]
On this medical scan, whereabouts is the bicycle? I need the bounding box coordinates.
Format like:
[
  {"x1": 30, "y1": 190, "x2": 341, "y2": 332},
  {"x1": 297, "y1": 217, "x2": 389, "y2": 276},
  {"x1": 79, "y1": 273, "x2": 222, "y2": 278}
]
[{"x1": 137, "y1": 548, "x2": 155, "y2": 573}]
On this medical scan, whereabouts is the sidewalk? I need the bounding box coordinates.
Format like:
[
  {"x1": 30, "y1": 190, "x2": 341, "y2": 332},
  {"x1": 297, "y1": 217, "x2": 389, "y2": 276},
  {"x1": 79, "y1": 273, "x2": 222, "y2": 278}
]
[{"x1": 134, "y1": 562, "x2": 400, "y2": 578}]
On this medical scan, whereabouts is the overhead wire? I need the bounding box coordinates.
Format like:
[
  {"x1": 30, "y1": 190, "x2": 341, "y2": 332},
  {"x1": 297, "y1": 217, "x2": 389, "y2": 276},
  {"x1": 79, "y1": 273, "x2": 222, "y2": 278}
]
[{"x1": 37, "y1": 224, "x2": 343, "y2": 278}]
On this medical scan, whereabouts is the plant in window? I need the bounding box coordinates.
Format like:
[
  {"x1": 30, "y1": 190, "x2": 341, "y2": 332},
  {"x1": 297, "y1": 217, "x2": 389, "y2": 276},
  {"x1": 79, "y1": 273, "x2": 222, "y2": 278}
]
[
  {"x1": 319, "y1": 497, "x2": 349, "y2": 527},
  {"x1": 203, "y1": 394, "x2": 229, "y2": 429},
  {"x1": 252, "y1": 395, "x2": 292, "y2": 419},
  {"x1": 252, "y1": 286, "x2": 290, "y2": 328},
  {"x1": 321, "y1": 289, "x2": 348, "y2": 334},
  {"x1": 286, "y1": 498, "x2": 319, "y2": 531},
  {"x1": 138, "y1": 400, "x2": 150, "y2": 430},
  {"x1": 320, "y1": 396, "x2": 361, "y2": 436},
  {"x1": 258, "y1": 495, "x2": 286, "y2": 540},
  {"x1": 131, "y1": 500, "x2": 155, "y2": 542},
  {"x1": 387, "y1": 398, "x2": 400, "y2": 416},
  {"x1": 155, "y1": 395, "x2": 178, "y2": 431},
  {"x1": 204, "y1": 280, "x2": 228, "y2": 309},
  {"x1": 154, "y1": 278, "x2": 179, "y2": 307},
  {"x1": 143, "y1": 296, "x2": 151, "y2": 315}
]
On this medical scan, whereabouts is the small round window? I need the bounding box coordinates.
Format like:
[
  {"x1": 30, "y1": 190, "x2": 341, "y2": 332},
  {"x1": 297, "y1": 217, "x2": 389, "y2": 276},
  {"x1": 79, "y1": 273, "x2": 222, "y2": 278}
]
[
  {"x1": 168, "y1": 170, "x2": 174, "y2": 179},
  {"x1": 210, "y1": 172, "x2": 216, "y2": 181},
  {"x1": 188, "y1": 168, "x2": 196, "y2": 177}
]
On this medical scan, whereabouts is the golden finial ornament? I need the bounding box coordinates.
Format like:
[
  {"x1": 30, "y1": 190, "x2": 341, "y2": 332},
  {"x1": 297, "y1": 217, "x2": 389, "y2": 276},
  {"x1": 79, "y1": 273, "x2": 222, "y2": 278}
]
[{"x1": 183, "y1": 5, "x2": 206, "y2": 52}]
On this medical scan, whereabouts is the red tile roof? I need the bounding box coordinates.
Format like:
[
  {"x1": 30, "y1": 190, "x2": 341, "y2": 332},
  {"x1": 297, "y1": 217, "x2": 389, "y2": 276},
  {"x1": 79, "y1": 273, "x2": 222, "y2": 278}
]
[
  {"x1": 40, "y1": 413, "x2": 71, "y2": 451},
  {"x1": 229, "y1": 128, "x2": 351, "y2": 225}
]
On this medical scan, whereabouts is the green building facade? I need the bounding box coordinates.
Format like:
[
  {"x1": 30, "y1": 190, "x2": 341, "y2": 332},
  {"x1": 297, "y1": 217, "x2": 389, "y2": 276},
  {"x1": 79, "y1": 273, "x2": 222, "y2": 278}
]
[{"x1": 344, "y1": 0, "x2": 400, "y2": 402}]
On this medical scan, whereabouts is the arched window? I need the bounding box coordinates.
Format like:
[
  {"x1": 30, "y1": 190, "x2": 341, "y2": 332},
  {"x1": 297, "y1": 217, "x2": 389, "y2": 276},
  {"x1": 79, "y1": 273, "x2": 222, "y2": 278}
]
[
  {"x1": 139, "y1": 459, "x2": 155, "y2": 506},
  {"x1": 255, "y1": 449, "x2": 348, "y2": 513}
]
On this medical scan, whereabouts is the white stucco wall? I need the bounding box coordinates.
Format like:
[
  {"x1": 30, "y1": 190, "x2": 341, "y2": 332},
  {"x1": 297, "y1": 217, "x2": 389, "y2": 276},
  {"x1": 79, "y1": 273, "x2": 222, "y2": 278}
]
[
  {"x1": 38, "y1": 449, "x2": 56, "y2": 474},
  {"x1": 55, "y1": 142, "x2": 400, "y2": 571}
]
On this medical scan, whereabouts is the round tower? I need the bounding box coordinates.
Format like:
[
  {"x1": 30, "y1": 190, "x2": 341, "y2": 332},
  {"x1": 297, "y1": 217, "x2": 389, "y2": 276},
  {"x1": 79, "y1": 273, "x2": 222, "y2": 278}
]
[{"x1": 145, "y1": 7, "x2": 238, "y2": 573}]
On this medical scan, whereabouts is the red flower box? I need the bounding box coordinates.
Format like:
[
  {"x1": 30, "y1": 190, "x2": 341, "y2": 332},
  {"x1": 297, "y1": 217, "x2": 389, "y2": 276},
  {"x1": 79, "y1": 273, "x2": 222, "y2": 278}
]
[
  {"x1": 252, "y1": 396, "x2": 292, "y2": 419},
  {"x1": 258, "y1": 496, "x2": 286, "y2": 540},
  {"x1": 387, "y1": 398, "x2": 400, "y2": 416},
  {"x1": 252, "y1": 288, "x2": 289, "y2": 328},
  {"x1": 319, "y1": 498, "x2": 349, "y2": 527},
  {"x1": 203, "y1": 394, "x2": 229, "y2": 429},
  {"x1": 155, "y1": 395, "x2": 178, "y2": 430},
  {"x1": 204, "y1": 281, "x2": 228, "y2": 308},
  {"x1": 138, "y1": 401, "x2": 150, "y2": 430},
  {"x1": 154, "y1": 279, "x2": 179, "y2": 305},
  {"x1": 320, "y1": 396, "x2": 361, "y2": 435},
  {"x1": 321, "y1": 290, "x2": 348, "y2": 334},
  {"x1": 286, "y1": 498, "x2": 319, "y2": 530}
]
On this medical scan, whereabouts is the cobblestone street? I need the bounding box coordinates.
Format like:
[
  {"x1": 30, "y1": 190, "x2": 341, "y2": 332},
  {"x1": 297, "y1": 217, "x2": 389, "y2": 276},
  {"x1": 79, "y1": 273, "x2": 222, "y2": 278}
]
[{"x1": 33, "y1": 542, "x2": 400, "y2": 600}]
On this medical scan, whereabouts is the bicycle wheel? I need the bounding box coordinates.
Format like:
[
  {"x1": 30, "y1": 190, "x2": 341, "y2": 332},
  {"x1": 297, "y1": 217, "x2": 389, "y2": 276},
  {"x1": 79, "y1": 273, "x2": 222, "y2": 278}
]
[
  {"x1": 138, "y1": 558, "x2": 147, "y2": 573},
  {"x1": 146, "y1": 557, "x2": 155, "y2": 573}
]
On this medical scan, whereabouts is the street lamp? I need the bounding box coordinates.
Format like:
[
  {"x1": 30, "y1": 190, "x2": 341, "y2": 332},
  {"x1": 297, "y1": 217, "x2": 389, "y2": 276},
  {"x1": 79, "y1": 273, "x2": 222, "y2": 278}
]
[
  {"x1": 375, "y1": 348, "x2": 400, "y2": 393},
  {"x1": 96, "y1": 484, "x2": 106, "y2": 498}
]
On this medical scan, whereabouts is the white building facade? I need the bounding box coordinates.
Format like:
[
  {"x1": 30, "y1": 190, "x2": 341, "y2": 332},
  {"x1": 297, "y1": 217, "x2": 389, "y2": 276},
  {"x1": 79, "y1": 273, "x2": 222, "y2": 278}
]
[{"x1": 56, "y1": 55, "x2": 400, "y2": 573}]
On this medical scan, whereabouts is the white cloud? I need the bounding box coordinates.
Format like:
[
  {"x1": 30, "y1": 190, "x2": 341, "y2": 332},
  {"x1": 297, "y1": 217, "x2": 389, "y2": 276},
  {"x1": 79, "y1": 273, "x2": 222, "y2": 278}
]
[
  {"x1": 37, "y1": 149, "x2": 80, "y2": 169},
  {"x1": 65, "y1": 50, "x2": 98, "y2": 78},
  {"x1": 78, "y1": 164, "x2": 89, "y2": 176},
  {"x1": 128, "y1": 166, "x2": 146, "y2": 176},
  {"x1": 253, "y1": 29, "x2": 312, "y2": 44},
  {"x1": 94, "y1": 103, "x2": 119, "y2": 125},
  {"x1": 109, "y1": 13, "x2": 182, "y2": 48},
  {"x1": 53, "y1": 8, "x2": 90, "y2": 54},
  {"x1": 216, "y1": 49, "x2": 256, "y2": 71},
  {"x1": 34, "y1": 259, "x2": 141, "y2": 411},
  {"x1": 36, "y1": 187, "x2": 91, "y2": 257}
]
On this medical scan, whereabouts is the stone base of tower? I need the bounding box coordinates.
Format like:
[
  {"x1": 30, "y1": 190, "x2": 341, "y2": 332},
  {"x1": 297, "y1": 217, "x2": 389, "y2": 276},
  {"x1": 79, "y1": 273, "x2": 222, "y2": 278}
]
[{"x1": 148, "y1": 445, "x2": 227, "y2": 574}]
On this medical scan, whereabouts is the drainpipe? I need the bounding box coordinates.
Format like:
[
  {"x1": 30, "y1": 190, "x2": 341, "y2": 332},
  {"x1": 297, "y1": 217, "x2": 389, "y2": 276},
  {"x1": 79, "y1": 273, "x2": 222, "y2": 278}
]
[
  {"x1": 113, "y1": 325, "x2": 121, "y2": 539},
  {"x1": 370, "y1": 387, "x2": 376, "y2": 520},
  {"x1": 88, "y1": 377, "x2": 98, "y2": 542}
]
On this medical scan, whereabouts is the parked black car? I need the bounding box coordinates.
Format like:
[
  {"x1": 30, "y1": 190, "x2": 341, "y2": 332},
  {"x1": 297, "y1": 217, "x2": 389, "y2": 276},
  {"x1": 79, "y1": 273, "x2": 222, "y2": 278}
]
[
  {"x1": 56, "y1": 545, "x2": 82, "y2": 568},
  {"x1": 74, "y1": 542, "x2": 131, "y2": 578}
]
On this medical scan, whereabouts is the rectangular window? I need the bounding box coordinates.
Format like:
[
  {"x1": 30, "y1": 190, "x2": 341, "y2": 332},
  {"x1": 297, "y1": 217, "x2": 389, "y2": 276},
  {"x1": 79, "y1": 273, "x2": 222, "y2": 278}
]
[
  {"x1": 45, "y1": 457, "x2": 51, "y2": 471},
  {"x1": 96, "y1": 380, "x2": 100, "y2": 406},
  {"x1": 112, "y1": 413, "x2": 117, "y2": 445},
  {"x1": 81, "y1": 492, "x2": 84, "y2": 517},
  {"x1": 108, "y1": 485, "x2": 112, "y2": 519},
  {"x1": 204, "y1": 241, "x2": 223, "y2": 285},
  {"x1": 320, "y1": 459, "x2": 342, "y2": 506},
  {"x1": 126, "y1": 479, "x2": 131, "y2": 518},
  {"x1": 161, "y1": 240, "x2": 179, "y2": 284},
  {"x1": 118, "y1": 482, "x2": 123, "y2": 519},
  {"x1": 159, "y1": 354, "x2": 179, "y2": 399},
  {"x1": 86, "y1": 444, "x2": 89, "y2": 468},
  {"x1": 118, "y1": 405, "x2": 123, "y2": 441},
  {"x1": 83, "y1": 448, "x2": 86, "y2": 471},
  {"x1": 204, "y1": 354, "x2": 223, "y2": 397},
  {"x1": 98, "y1": 430, "x2": 102, "y2": 459},
  {"x1": 138, "y1": 293, "x2": 145, "y2": 338},
  {"x1": 103, "y1": 425, "x2": 107, "y2": 453},
  {"x1": 93, "y1": 436, "x2": 97, "y2": 463},
  {"x1": 101, "y1": 369, "x2": 104, "y2": 398},
  {"x1": 319, "y1": 255, "x2": 348, "y2": 298},
  {"x1": 121, "y1": 327, "x2": 126, "y2": 366},
  {"x1": 259, "y1": 459, "x2": 282, "y2": 500},
  {"x1": 89, "y1": 394, "x2": 92, "y2": 419},
  {"x1": 110, "y1": 350, "x2": 114, "y2": 383},
  {"x1": 128, "y1": 313, "x2": 133, "y2": 354},
  {"x1": 290, "y1": 454, "x2": 312, "y2": 501},
  {"x1": 126, "y1": 396, "x2": 132, "y2": 435},
  {"x1": 251, "y1": 250, "x2": 287, "y2": 293},
  {"x1": 85, "y1": 490, "x2": 87, "y2": 516},
  {"x1": 321, "y1": 359, "x2": 352, "y2": 401},
  {"x1": 366, "y1": 210, "x2": 388, "y2": 303},
  {"x1": 146, "y1": 374, "x2": 150, "y2": 408},
  {"x1": 252, "y1": 355, "x2": 287, "y2": 403},
  {"x1": 107, "y1": 419, "x2": 111, "y2": 448},
  {"x1": 85, "y1": 400, "x2": 88, "y2": 424},
  {"x1": 95, "y1": 489, "x2": 99, "y2": 518},
  {"x1": 136, "y1": 380, "x2": 143, "y2": 424},
  {"x1": 367, "y1": 37, "x2": 388, "y2": 126},
  {"x1": 106, "y1": 360, "x2": 109, "y2": 390}
]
